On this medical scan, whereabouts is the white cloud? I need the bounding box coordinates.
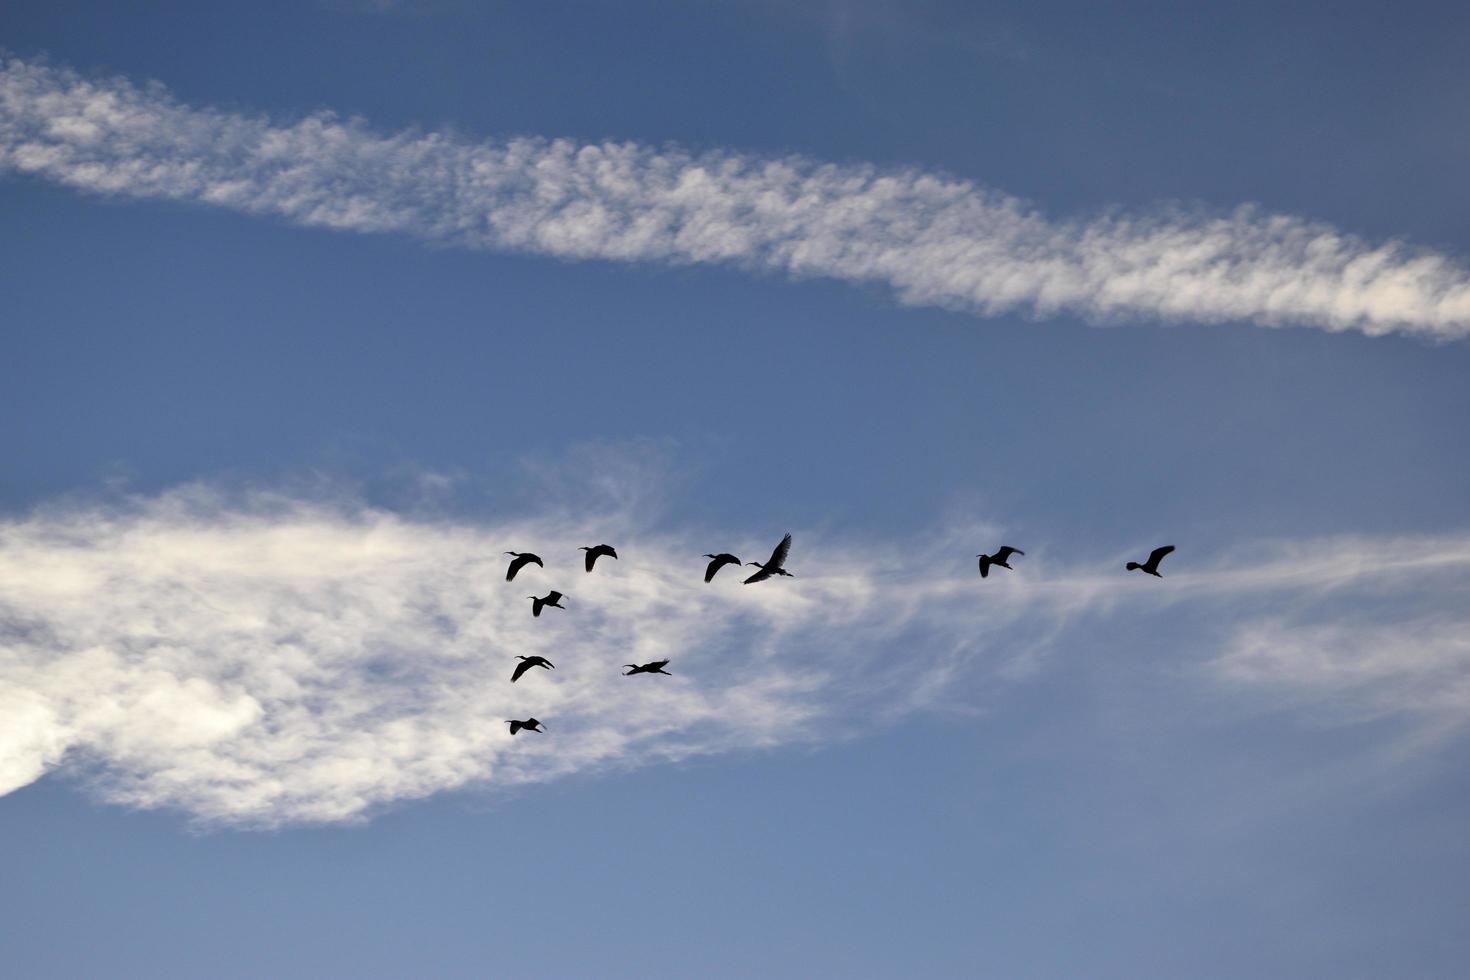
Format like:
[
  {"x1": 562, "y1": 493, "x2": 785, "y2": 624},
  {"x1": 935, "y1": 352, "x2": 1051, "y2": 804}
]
[
  {"x1": 2, "y1": 57, "x2": 1468, "y2": 339},
  {"x1": 0, "y1": 484, "x2": 985, "y2": 827},
  {"x1": 1, "y1": 474, "x2": 1469, "y2": 829},
  {"x1": 1213, "y1": 618, "x2": 1470, "y2": 727}
]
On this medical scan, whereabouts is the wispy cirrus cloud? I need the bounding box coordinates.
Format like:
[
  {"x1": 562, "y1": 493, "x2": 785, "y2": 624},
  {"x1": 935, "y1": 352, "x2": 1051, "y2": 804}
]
[
  {"x1": 1, "y1": 471, "x2": 1469, "y2": 829},
  {"x1": 2, "y1": 57, "x2": 1468, "y2": 339}
]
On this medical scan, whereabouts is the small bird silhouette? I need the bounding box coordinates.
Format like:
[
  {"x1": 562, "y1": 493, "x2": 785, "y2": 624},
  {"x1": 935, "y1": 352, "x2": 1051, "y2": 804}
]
[
  {"x1": 507, "y1": 718, "x2": 545, "y2": 735},
  {"x1": 623, "y1": 660, "x2": 672, "y2": 676},
  {"x1": 1127, "y1": 545, "x2": 1175, "y2": 578},
  {"x1": 744, "y1": 533, "x2": 794, "y2": 584},
  {"x1": 702, "y1": 553, "x2": 742, "y2": 583},
  {"x1": 977, "y1": 546, "x2": 1025, "y2": 578},
  {"x1": 580, "y1": 544, "x2": 618, "y2": 572},
  {"x1": 504, "y1": 551, "x2": 543, "y2": 582},
  {"x1": 511, "y1": 655, "x2": 554, "y2": 683},
  {"x1": 529, "y1": 591, "x2": 566, "y2": 617}
]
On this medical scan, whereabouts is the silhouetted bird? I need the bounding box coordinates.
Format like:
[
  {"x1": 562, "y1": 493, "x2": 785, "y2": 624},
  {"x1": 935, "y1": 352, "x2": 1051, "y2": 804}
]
[
  {"x1": 529, "y1": 591, "x2": 566, "y2": 617},
  {"x1": 623, "y1": 660, "x2": 672, "y2": 676},
  {"x1": 511, "y1": 655, "x2": 554, "y2": 683},
  {"x1": 580, "y1": 544, "x2": 618, "y2": 572},
  {"x1": 702, "y1": 553, "x2": 742, "y2": 583},
  {"x1": 507, "y1": 718, "x2": 545, "y2": 735},
  {"x1": 504, "y1": 551, "x2": 543, "y2": 582},
  {"x1": 977, "y1": 546, "x2": 1025, "y2": 578},
  {"x1": 744, "y1": 533, "x2": 794, "y2": 584},
  {"x1": 1126, "y1": 545, "x2": 1175, "y2": 578}
]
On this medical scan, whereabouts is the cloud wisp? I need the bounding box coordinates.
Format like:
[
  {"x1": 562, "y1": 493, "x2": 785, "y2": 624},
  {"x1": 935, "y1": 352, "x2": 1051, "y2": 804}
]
[
  {"x1": 2, "y1": 481, "x2": 1470, "y2": 829},
  {"x1": 2, "y1": 58, "x2": 1468, "y2": 339},
  {"x1": 0, "y1": 486, "x2": 995, "y2": 828}
]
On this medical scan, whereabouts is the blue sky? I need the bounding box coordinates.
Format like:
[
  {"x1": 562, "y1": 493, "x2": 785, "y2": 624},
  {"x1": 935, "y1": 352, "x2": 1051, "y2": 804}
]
[{"x1": 2, "y1": 2, "x2": 1469, "y2": 977}]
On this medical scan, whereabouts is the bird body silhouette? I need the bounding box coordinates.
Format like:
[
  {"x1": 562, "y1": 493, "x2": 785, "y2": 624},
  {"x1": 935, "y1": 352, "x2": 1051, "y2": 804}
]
[
  {"x1": 744, "y1": 533, "x2": 794, "y2": 584},
  {"x1": 507, "y1": 718, "x2": 545, "y2": 735},
  {"x1": 623, "y1": 660, "x2": 672, "y2": 675},
  {"x1": 529, "y1": 591, "x2": 566, "y2": 617},
  {"x1": 511, "y1": 655, "x2": 554, "y2": 682},
  {"x1": 1127, "y1": 545, "x2": 1175, "y2": 577},
  {"x1": 580, "y1": 544, "x2": 618, "y2": 572},
  {"x1": 977, "y1": 546, "x2": 1025, "y2": 578},
  {"x1": 504, "y1": 551, "x2": 543, "y2": 582},
  {"x1": 702, "y1": 553, "x2": 742, "y2": 583}
]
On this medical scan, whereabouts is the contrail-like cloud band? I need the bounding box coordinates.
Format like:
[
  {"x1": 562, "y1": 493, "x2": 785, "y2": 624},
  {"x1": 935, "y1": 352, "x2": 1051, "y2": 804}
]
[
  {"x1": 3, "y1": 57, "x2": 1468, "y2": 339},
  {"x1": 2, "y1": 478, "x2": 1469, "y2": 828}
]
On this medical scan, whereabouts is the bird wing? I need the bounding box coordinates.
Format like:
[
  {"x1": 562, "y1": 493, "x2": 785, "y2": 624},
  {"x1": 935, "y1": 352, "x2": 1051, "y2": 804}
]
[
  {"x1": 506, "y1": 553, "x2": 541, "y2": 581},
  {"x1": 531, "y1": 598, "x2": 544, "y2": 617},
  {"x1": 508, "y1": 720, "x2": 523, "y2": 734},
  {"x1": 511, "y1": 660, "x2": 532, "y2": 682},
  {"x1": 743, "y1": 565, "x2": 774, "y2": 584},
  {"x1": 651, "y1": 660, "x2": 670, "y2": 670},
  {"x1": 978, "y1": 555, "x2": 991, "y2": 577},
  {"x1": 584, "y1": 549, "x2": 596, "y2": 572},
  {"x1": 765, "y1": 533, "x2": 792, "y2": 569},
  {"x1": 995, "y1": 546, "x2": 1024, "y2": 562},
  {"x1": 1147, "y1": 545, "x2": 1175, "y2": 569},
  {"x1": 705, "y1": 554, "x2": 739, "y2": 582},
  {"x1": 547, "y1": 591, "x2": 563, "y2": 604},
  {"x1": 601, "y1": 545, "x2": 618, "y2": 560}
]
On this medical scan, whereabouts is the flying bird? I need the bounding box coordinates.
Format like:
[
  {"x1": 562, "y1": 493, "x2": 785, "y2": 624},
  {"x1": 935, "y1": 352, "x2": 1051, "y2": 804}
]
[
  {"x1": 1126, "y1": 545, "x2": 1175, "y2": 578},
  {"x1": 580, "y1": 543, "x2": 618, "y2": 572},
  {"x1": 506, "y1": 718, "x2": 545, "y2": 735},
  {"x1": 528, "y1": 591, "x2": 566, "y2": 617},
  {"x1": 504, "y1": 551, "x2": 543, "y2": 582},
  {"x1": 702, "y1": 553, "x2": 742, "y2": 582},
  {"x1": 510, "y1": 655, "x2": 554, "y2": 683},
  {"x1": 977, "y1": 546, "x2": 1025, "y2": 578},
  {"x1": 623, "y1": 660, "x2": 672, "y2": 676},
  {"x1": 744, "y1": 533, "x2": 794, "y2": 584}
]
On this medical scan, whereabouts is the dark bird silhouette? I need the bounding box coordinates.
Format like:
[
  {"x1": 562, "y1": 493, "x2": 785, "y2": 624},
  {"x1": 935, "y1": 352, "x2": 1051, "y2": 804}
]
[
  {"x1": 977, "y1": 546, "x2": 1025, "y2": 578},
  {"x1": 580, "y1": 544, "x2": 618, "y2": 572},
  {"x1": 702, "y1": 553, "x2": 742, "y2": 583},
  {"x1": 504, "y1": 551, "x2": 543, "y2": 582},
  {"x1": 1127, "y1": 545, "x2": 1175, "y2": 578},
  {"x1": 744, "y1": 533, "x2": 794, "y2": 584},
  {"x1": 623, "y1": 660, "x2": 672, "y2": 676},
  {"x1": 528, "y1": 591, "x2": 566, "y2": 617},
  {"x1": 506, "y1": 718, "x2": 545, "y2": 735},
  {"x1": 510, "y1": 655, "x2": 554, "y2": 683}
]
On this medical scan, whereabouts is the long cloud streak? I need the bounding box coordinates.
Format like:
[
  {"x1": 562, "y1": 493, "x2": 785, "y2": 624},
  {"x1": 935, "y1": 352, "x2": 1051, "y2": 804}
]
[
  {"x1": 3, "y1": 58, "x2": 1468, "y2": 339},
  {"x1": 3, "y1": 480, "x2": 1470, "y2": 828}
]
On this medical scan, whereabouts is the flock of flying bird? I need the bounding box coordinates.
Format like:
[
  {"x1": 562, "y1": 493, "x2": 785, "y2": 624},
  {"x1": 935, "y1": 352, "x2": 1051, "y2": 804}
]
[{"x1": 501, "y1": 534, "x2": 1176, "y2": 736}]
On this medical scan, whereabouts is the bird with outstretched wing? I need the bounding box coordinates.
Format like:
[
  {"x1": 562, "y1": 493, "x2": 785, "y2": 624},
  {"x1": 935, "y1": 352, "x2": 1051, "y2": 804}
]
[{"x1": 743, "y1": 533, "x2": 793, "y2": 584}]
